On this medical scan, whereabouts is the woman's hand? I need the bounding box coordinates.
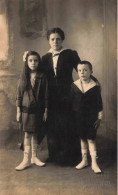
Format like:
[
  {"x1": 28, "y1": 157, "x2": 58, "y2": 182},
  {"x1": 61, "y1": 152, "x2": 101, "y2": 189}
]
[
  {"x1": 43, "y1": 108, "x2": 48, "y2": 122},
  {"x1": 93, "y1": 119, "x2": 101, "y2": 130},
  {"x1": 16, "y1": 112, "x2": 22, "y2": 122}
]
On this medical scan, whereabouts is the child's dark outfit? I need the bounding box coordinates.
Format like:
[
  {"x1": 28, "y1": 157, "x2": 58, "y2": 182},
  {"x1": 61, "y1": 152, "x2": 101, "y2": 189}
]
[
  {"x1": 71, "y1": 79, "x2": 103, "y2": 140},
  {"x1": 16, "y1": 72, "x2": 48, "y2": 134},
  {"x1": 71, "y1": 78, "x2": 103, "y2": 173}
]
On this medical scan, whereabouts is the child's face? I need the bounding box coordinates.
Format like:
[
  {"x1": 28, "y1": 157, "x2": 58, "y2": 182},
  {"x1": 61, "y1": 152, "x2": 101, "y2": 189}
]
[
  {"x1": 49, "y1": 33, "x2": 63, "y2": 52},
  {"x1": 77, "y1": 64, "x2": 92, "y2": 82},
  {"x1": 28, "y1": 55, "x2": 39, "y2": 71}
]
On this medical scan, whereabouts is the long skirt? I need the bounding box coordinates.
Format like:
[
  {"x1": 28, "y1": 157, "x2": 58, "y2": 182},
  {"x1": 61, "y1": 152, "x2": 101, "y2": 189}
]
[{"x1": 47, "y1": 102, "x2": 81, "y2": 165}]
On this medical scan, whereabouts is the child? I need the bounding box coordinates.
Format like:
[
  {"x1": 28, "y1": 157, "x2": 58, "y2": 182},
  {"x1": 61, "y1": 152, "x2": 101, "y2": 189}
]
[
  {"x1": 15, "y1": 51, "x2": 48, "y2": 171},
  {"x1": 71, "y1": 61, "x2": 103, "y2": 174}
]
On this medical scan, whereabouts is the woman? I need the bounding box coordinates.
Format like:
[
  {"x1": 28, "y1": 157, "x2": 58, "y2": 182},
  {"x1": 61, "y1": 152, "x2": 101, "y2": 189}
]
[{"x1": 42, "y1": 27, "x2": 81, "y2": 165}]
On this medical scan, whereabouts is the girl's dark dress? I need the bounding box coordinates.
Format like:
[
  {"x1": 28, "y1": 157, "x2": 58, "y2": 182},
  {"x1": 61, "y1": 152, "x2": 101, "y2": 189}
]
[
  {"x1": 42, "y1": 49, "x2": 81, "y2": 164},
  {"x1": 71, "y1": 81, "x2": 103, "y2": 140},
  {"x1": 16, "y1": 72, "x2": 48, "y2": 135}
]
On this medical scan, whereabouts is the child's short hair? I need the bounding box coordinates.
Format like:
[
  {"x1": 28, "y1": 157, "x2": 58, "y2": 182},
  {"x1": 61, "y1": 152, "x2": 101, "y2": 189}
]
[
  {"x1": 77, "y1": 61, "x2": 93, "y2": 71},
  {"x1": 47, "y1": 27, "x2": 65, "y2": 40}
]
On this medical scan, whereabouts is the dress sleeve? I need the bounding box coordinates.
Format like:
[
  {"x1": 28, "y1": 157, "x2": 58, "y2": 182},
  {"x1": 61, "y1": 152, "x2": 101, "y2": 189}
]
[
  {"x1": 42, "y1": 54, "x2": 50, "y2": 74},
  {"x1": 70, "y1": 83, "x2": 75, "y2": 98},
  {"x1": 98, "y1": 111, "x2": 103, "y2": 119},
  {"x1": 16, "y1": 79, "x2": 24, "y2": 107},
  {"x1": 91, "y1": 75, "x2": 101, "y2": 90},
  {"x1": 41, "y1": 56, "x2": 46, "y2": 72},
  {"x1": 72, "y1": 50, "x2": 81, "y2": 71},
  {"x1": 96, "y1": 86, "x2": 103, "y2": 113},
  {"x1": 41, "y1": 74, "x2": 48, "y2": 109},
  {"x1": 44, "y1": 76, "x2": 48, "y2": 108}
]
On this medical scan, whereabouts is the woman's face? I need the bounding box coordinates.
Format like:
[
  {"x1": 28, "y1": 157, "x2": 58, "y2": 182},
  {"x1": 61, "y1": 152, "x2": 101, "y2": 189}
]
[{"x1": 48, "y1": 33, "x2": 63, "y2": 52}]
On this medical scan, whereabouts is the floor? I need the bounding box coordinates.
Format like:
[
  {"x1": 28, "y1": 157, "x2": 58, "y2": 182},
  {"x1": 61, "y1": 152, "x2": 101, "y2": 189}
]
[
  {"x1": 0, "y1": 128, "x2": 117, "y2": 195},
  {"x1": 0, "y1": 145, "x2": 117, "y2": 195}
]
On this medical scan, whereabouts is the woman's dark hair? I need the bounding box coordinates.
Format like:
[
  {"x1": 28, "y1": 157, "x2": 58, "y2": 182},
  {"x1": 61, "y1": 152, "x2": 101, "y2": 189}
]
[
  {"x1": 77, "y1": 61, "x2": 93, "y2": 71},
  {"x1": 21, "y1": 51, "x2": 42, "y2": 90},
  {"x1": 47, "y1": 27, "x2": 65, "y2": 40}
]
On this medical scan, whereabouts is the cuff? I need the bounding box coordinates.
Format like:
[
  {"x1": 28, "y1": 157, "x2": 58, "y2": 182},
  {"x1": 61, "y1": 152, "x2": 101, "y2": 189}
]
[{"x1": 98, "y1": 111, "x2": 103, "y2": 119}]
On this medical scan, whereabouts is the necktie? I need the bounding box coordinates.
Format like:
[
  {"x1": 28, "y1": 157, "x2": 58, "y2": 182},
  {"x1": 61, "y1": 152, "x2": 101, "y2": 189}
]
[{"x1": 52, "y1": 53, "x2": 60, "y2": 75}]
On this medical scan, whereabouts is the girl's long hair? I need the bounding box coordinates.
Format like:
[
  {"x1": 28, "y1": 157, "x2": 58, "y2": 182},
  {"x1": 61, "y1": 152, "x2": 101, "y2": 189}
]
[{"x1": 21, "y1": 51, "x2": 42, "y2": 90}]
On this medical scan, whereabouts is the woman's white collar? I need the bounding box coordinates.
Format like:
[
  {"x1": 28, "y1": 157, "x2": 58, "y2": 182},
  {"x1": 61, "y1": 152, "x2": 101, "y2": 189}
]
[{"x1": 48, "y1": 48, "x2": 67, "y2": 54}]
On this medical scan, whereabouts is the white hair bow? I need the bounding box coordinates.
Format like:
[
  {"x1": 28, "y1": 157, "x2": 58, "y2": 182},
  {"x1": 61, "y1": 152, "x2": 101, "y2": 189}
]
[{"x1": 23, "y1": 51, "x2": 29, "y2": 62}]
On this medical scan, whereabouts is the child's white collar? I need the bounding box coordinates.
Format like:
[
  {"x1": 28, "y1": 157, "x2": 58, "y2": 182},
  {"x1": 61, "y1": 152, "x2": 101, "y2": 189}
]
[{"x1": 74, "y1": 78, "x2": 96, "y2": 93}]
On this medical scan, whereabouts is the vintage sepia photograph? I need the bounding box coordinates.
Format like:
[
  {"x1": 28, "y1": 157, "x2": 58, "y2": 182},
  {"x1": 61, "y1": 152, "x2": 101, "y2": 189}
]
[{"x1": 0, "y1": 0, "x2": 117, "y2": 194}]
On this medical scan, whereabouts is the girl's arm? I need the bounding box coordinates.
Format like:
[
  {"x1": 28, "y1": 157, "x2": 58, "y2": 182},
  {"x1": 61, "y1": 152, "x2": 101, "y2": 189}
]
[
  {"x1": 16, "y1": 79, "x2": 24, "y2": 122},
  {"x1": 16, "y1": 79, "x2": 24, "y2": 107},
  {"x1": 16, "y1": 107, "x2": 22, "y2": 122}
]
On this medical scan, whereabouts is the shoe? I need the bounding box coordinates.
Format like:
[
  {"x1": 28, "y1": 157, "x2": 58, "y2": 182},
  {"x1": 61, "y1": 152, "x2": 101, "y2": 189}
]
[
  {"x1": 15, "y1": 146, "x2": 31, "y2": 171},
  {"x1": 15, "y1": 160, "x2": 31, "y2": 171},
  {"x1": 92, "y1": 164, "x2": 102, "y2": 174},
  {"x1": 75, "y1": 160, "x2": 88, "y2": 169},
  {"x1": 31, "y1": 157, "x2": 46, "y2": 166},
  {"x1": 75, "y1": 153, "x2": 88, "y2": 169}
]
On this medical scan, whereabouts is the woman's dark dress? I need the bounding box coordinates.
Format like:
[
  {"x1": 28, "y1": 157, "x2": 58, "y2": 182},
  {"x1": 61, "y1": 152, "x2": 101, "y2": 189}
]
[
  {"x1": 71, "y1": 82, "x2": 103, "y2": 140},
  {"x1": 42, "y1": 49, "x2": 81, "y2": 164}
]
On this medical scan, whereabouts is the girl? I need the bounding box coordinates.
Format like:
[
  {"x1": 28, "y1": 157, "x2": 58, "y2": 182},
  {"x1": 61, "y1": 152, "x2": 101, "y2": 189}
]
[
  {"x1": 71, "y1": 61, "x2": 103, "y2": 173},
  {"x1": 16, "y1": 51, "x2": 48, "y2": 171}
]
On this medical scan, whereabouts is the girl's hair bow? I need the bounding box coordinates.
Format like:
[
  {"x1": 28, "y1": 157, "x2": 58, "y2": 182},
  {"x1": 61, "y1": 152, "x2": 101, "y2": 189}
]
[{"x1": 23, "y1": 51, "x2": 29, "y2": 62}]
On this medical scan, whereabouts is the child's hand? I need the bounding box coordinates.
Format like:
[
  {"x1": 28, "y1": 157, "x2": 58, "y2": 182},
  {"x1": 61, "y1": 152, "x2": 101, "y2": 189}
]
[
  {"x1": 93, "y1": 119, "x2": 101, "y2": 130},
  {"x1": 16, "y1": 112, "x2": 22, "y2": 122},
  {"x1": 43, "y1": 109, "x2": 48, "y2": 122}
]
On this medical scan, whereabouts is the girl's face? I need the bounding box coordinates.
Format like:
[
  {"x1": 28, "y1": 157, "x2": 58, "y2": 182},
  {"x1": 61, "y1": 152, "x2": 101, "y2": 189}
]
[
  {"x1": 49, "y1": 33, "x2": 63, "y2": 51},
  {"x1": 27, "y1": 55, "x2": 39, "y2": 71},
  {"x1": 77, "y1": 64, "x2": 92, "y2": 82}
]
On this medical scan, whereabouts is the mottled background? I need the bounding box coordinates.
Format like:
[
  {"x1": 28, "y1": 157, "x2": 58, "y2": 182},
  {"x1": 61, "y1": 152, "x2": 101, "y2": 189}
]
[{"x1": 0, "y1": 0, "x2": 117, "y2": 151}]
